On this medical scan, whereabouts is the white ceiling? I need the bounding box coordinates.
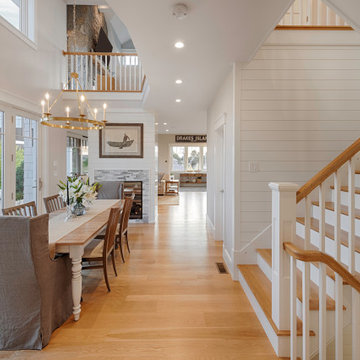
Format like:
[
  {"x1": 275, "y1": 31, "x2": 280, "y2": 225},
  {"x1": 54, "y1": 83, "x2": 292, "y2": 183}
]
[{"x1": 105, "y1": 0, "x2": 294, "y2": 134}]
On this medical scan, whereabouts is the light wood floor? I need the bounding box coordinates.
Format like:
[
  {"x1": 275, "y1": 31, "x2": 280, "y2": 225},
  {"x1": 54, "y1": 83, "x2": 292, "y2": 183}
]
[{"x1": 2, "y1": 192, "x2": 281, "y2": 359}]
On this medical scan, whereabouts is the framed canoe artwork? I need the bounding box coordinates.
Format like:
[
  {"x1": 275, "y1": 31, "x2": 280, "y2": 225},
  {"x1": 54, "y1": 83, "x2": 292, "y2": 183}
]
[{"x1": 99, "y1": 123, "x2": 144, "y2": 158}]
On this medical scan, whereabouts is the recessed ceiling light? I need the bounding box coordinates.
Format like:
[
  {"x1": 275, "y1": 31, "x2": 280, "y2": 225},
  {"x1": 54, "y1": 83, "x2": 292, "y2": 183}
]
[
  {"x1": 163, "y1": 122, "x2": 167, "y2": 125},
  {"x1": 175, "y1": 99, "x2": 182, "y2": 103},
  {"x1": 174, "y1": 41, "x2": 184, "y2": 49},
  {"x1": 166, "y1": 129, "x2": 169, "y2": 132},
  {"x1": 155, "y1": 122, "x2": 159, "y2": 125},
  {"x1": 175, "y1": 79, "x2": 183, "y2": 84}
]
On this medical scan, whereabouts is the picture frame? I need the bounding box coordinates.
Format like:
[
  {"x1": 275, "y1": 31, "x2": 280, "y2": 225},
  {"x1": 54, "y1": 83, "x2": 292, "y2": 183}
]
[{"x1": 99, "y1": 123, "x2": 144, "y2": 158}]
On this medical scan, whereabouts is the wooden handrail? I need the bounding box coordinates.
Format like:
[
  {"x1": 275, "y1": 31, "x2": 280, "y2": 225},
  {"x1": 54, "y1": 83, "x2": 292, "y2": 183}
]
[
  {"x1": 62, "y1": 51, "x2": 138, "y2": 57},
  {"x1": 296, "y1": 137, "x2": 360, "y2": 203},
  {"x1": 275, "y1": 25, "x2": 353, "y2": 31},
  {"x1": 283, "y1": 242, "x2": 360, "y2": 293}
]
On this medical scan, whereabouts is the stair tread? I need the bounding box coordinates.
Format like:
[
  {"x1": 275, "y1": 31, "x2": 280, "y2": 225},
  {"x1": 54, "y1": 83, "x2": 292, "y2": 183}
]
[
  {"x1": 298, "y1": 214, "x2": 360, "y2": 254},
  {"x1": 256, "y1": 248, "x2": 336, "y2": 310},
  {"x1": 312, "y1": 201, "x2": 360, "y2": 220},
  {"x1": 330, "y1": 185, "x2": 360, "y2": 194},
  {"x1": 238, "y1": 264, "x2": 315, "y2": 337}
]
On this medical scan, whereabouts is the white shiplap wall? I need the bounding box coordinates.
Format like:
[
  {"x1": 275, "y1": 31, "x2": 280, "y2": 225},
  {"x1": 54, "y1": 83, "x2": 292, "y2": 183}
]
[{"x1": 238, "y1": 31, "x2": 360, "y2": 248}]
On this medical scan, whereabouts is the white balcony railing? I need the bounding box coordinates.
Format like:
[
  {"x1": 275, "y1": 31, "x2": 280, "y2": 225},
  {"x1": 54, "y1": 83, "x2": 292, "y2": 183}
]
[
  {"x1": 278, "y1": 0, "x2": 351, "y2": 28},
  {"x1": 63, "y1": 51, "x2": 146, "y2": 92}
]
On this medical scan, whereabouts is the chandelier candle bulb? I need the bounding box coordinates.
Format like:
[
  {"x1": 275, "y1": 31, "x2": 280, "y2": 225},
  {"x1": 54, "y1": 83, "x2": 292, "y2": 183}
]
[
  {"x1": 41, "y1": 100, "x2": 45, "y2": 116},
  {"x1": 45, "y1": 93, "x2": 50, "y2": 113},
  {"x1": 66, "y1": 106, "x2": 70, "y2": 118},
  {"x1": 94, "y1": 108, "x2": 98, "y2": 120},
  {"x1": 103, "y1": 103, "x2": 107, "y2": 121},
  {"x1": 80, "y1": 95, "x2": 85, "y2": 115}
]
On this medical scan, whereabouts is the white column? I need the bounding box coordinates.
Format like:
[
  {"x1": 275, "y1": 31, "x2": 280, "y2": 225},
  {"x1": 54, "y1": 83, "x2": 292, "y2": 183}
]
[{"x1": 269, "y1": 182, "x2": 299, "y2": 330}]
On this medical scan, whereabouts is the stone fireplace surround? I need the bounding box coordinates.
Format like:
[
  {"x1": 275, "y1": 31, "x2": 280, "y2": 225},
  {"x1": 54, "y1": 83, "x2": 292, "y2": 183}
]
[{"x1": 94, "y1": 169, "x2": 150, "y2": 223}]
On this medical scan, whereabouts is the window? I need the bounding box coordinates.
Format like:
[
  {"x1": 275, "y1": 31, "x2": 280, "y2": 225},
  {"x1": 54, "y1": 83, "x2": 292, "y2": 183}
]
[
  {"x1": 0, "y1": 112, "x2": 4, "y2": 209},
  {"x1": 171, "y1": 146, "x2": 185, "y2": 171},
  {"x1": 0, "y1": 0, "x2": 35, "y2": 41},
  {"x1": 171, "y1": 145, "x2": 207, "y2": 172},
  {"x1": 66, "y1": 136, "x2": 88, "y2": 177},
  {"x1": 15, "y1": 116, "x2": 38, "y2": 204}
]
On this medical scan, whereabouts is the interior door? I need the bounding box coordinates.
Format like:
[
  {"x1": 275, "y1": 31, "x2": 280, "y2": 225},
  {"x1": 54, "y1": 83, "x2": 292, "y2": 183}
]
[{"x1": 214, "y1": 124, "x2": 225, "y2": 241}]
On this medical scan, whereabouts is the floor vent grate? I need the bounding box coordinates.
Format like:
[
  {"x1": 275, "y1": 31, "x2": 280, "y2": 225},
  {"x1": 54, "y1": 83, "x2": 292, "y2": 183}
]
[{"x1": 216, "y1": 262, "x2": 228, "y2": 274}]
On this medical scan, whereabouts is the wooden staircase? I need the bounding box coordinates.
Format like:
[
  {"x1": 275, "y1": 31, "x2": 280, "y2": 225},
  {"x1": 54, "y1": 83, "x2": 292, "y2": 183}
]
[{"x1": 236, "y1": 138, "x2": 360, "y2": 359}]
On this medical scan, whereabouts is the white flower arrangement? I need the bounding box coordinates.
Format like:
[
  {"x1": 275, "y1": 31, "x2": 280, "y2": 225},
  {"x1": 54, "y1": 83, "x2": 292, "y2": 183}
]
[{"x1": 58, "y1": 176, "x2": 98, "y2": 208}]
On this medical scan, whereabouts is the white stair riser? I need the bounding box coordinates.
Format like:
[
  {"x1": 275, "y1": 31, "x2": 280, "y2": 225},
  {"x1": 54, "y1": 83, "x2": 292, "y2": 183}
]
[
  {"x1": 256, "y1": 252, "x2": 272, "y2": 281},
  {"x1": 296, "y1": 221, "x2": 360, "y2": 273},
  {"x1": 331, "y1": 189, "x2": 360, "y2": 209},
  {"x1": 312, "y1": 204, "x2": 360, "y2": 236}
]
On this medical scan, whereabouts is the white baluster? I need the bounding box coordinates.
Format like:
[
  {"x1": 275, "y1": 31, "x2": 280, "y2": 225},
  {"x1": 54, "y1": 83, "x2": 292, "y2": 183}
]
[
  {"x1": 300, "y1": 0, "x2": 303, "y2": 25},
  {"x1": 125, "y1": 57, "x2": 127, "y2": 91},
  {"x1": 105, "y1": 55, "x2": 108, "y2": 91},
  {"x1": 114, "y1": 55, "x2": 117, "y2": 91},
  {"x1": 71, "y1": 55, "x2": 74, "y2": 90},
  {"x1": 326, "y1": 6, "x2": 330, "y2": 26},
  {"x1": 334, "y1": 170, "x2": 343, "y2": 360},
  {"x1": 80, "y1": 55, "x2": 83, "y2": 89},
  {"x1": 317, "y1": 0, "x2": 322, "y2": 25},
  {"x1": 90, "y1": 54, "x2": 93, "y2": 90},
  {"x1": 348, "y1": 158, "x2": 360, "y2": 360},
  {"x1": 290, "y1": 3, "x2": 294, "y2": 25},
  {"x1": 290, "y1": 256, "x2": 297, "y2": 360},
  {"x1": 119, "y1": 56, "x2": 122, "y2": 91},
  {"x1": 303, "y1": 196, "x2": 311, "y2": 360},
  {"x1": 319, "y1": 182, "x2": 327, "y2": 360},
  {"x1": 85, "y1": 55, "x2": 88, "y2": 90},
  {"x1": 306, "y1": 0, "x2": 311, "y2": 25},
  {"x1": 65, "y1": 54, "x2": 69, "y2": 89}
]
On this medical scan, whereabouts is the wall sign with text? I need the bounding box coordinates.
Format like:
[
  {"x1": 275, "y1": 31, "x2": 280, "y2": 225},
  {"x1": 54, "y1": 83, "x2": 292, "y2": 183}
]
[{"x1": 175, "y1": 135, "x2": 207, "y2": 143}]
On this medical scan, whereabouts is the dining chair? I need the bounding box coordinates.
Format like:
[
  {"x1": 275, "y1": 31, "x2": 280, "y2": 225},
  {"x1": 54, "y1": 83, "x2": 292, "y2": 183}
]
[
  {"x1": 82, "y1": 207, "x2": 121, "y2": 292},
  {"x1": 116, "y1": 195, "x2": 134, "y2": 262},
  {"x1": 43, "y1": 194, "x2": 66, "y2": 213},
  {"x1": 2, "y1": 201, "x2": 37, "y2": 217}
]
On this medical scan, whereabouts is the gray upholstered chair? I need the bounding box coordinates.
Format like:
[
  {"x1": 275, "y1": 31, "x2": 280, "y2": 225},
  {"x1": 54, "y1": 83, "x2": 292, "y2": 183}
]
[
  {"x1": 0, "y1": 214, "x2": 72, "y2": 350},
  {"x1": 97, "y1": 181, "x2": 124, "y2": 199}
]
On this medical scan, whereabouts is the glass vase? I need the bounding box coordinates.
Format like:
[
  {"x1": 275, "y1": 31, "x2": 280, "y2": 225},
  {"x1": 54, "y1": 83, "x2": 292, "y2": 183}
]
[{"x1": 72, "y1": 202, "x2": 86, "y2": 216}]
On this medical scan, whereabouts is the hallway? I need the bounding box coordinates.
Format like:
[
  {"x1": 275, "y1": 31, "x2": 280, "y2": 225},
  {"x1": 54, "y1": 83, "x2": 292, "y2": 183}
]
[{"x1": 4, "y1": 192, "x2": 279, "y2": 359}]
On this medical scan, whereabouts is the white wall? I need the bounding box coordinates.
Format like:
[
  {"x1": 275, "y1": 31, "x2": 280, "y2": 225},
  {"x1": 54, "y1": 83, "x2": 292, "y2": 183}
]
[
  {"x1": 207, "y1": 30, "x2": 360, "y2": 278},
  {"x1": 207, "y1": 68, "x2": 236, "y2": 276},
  {"x1": 88, "y1": 110, "x2": 156, "y2": 223},
  {"x1": 0, "y1": 0, "x2": 67, "y2": 210}
]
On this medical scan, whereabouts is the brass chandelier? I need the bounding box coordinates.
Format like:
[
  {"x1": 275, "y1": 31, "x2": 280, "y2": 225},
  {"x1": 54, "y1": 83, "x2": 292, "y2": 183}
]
[
  {"x1": 40, "y1": 73, "x2": 107, "y2": 131},
  {"x1": 40, "y1": 1, "x2": 107, "y2": 131}
]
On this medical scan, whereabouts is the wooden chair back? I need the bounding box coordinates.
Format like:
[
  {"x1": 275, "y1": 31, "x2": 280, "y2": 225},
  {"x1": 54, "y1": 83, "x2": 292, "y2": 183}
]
[
  {"x1": 103, "y1": 207, "x2": 121, "y2": 258},
  {"x1": 121, "y1": 196, "x2": 134, "y2": 234},
  {"x1": 43, "y1": 194, "x2": 66, "y2": 213},
  {"x1": 2, "y1": 201, "x2": 37, "y2": 217}
]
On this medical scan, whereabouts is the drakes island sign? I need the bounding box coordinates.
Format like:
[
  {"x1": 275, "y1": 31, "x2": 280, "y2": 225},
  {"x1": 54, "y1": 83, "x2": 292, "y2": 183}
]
[{"x1": 175, "y1": 135, "x2": 207, "y2": 143}]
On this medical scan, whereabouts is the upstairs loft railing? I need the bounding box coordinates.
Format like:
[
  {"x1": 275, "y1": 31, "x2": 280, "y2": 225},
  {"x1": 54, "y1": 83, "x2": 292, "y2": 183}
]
[
  {"x1": 277, "y1": 0, "x2": 352, "y2": 29},
  {"x1": 63, "y1": 51, "x2": 146, "y2": 93}
]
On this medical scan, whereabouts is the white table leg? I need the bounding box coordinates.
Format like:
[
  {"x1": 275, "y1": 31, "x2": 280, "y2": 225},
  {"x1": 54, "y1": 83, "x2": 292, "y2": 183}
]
[{"x1": 69, "y1": 246, "x2": 84, "y2": 321}]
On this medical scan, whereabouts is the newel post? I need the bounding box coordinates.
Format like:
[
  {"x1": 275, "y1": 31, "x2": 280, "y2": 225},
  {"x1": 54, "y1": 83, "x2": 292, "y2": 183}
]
[{"x1": 269, "y1": 182, "x2": 298, "y2": 330}]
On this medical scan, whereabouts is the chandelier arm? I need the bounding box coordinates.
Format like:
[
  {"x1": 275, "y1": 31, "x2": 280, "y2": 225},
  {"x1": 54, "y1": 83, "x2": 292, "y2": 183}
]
[{"x1": 48, "y1": 77, "x2": 73, "y2": 112}]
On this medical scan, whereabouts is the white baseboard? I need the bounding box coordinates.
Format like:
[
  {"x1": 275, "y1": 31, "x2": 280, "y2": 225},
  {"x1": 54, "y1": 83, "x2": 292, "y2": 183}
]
[{"x1": 223, "y1": 247, "x2": 234, "y2": 279}]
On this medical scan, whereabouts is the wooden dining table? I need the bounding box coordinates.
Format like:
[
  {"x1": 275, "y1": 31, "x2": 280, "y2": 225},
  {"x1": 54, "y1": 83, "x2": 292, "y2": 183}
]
[{"x1": 49, "y1": 199, "x2": 124, "y2": 321}]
